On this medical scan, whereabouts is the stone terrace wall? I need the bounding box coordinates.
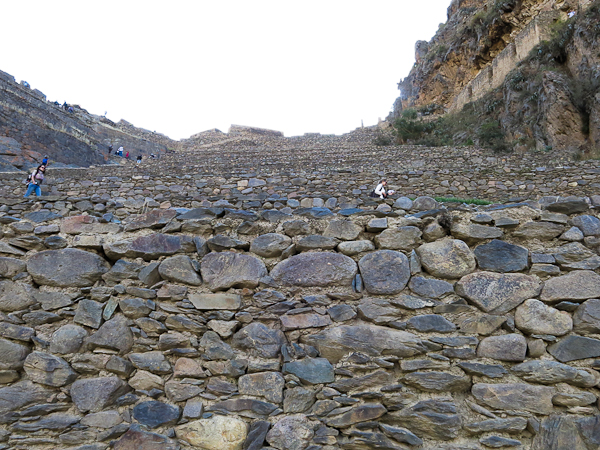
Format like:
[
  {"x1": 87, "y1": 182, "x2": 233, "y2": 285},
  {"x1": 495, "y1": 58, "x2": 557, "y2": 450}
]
[
  {"x1": 0, "y1": 194, "x2": 600, "y2": 449},
  {"x1": 1, "y1": 135, "x2": 600, "y2": 206}
]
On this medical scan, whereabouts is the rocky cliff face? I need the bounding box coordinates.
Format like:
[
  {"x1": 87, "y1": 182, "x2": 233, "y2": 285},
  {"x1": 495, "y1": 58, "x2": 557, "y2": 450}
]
[
  {"x1": 0, "y1": 70, "x2": 173, "y2": 171},
  {"x1": 392, "y1": 0, "x2": 600, "y2": 153}
]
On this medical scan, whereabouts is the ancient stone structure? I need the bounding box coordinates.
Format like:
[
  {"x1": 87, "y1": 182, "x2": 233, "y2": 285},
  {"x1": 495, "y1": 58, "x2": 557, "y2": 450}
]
[
  {"x1": 453, "y1": 9, "x2": 563, "y2": 110},
  {"x1": 1, "y1": 127, "x2": 600, "y2": 206},
  {"x1": 1, "y1": 167, "x2": 600, "y2": 449}
]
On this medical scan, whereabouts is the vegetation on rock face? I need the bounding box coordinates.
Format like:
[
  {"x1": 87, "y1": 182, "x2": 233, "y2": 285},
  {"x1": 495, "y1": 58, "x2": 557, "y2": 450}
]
[{"x1": 393, "y1": 100, "x2": 510, "y2": 153}]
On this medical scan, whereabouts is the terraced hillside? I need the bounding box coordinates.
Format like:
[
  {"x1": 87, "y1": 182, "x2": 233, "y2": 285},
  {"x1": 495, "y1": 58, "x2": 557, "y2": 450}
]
[{"x1": 0, "y1": 124, "x2": 600, "y2": 449}]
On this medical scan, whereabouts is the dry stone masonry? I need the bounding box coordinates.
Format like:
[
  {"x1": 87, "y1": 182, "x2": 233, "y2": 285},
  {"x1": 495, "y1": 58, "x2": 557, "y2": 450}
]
[{"x1": 1, "y1": 185, "x2": 600, "y2": 450}]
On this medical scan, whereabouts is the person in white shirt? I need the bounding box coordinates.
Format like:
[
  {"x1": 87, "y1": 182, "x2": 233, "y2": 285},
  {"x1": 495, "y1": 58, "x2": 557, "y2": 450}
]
[{"x1": 374, "y1": 179, "x2": 394, "y2": 199}]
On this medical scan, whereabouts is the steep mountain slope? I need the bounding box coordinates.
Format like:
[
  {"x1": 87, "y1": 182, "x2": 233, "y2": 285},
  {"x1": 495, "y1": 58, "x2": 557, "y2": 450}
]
[{"x1": 0, "y1": 70, "x2": 173, "y2": 170}]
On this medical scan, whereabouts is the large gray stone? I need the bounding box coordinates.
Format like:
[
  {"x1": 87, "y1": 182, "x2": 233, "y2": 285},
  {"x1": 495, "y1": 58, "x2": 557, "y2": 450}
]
[
  {"x1": 337, "y1": 240, "x2": 375, "y2": 256},
  {"x1": 511, "y1": 360, "x2": 600, "y2": 387},
  {"x1": 207, "y1": 234, "x2": 250, "y2": 252},
  {"x1": 270, "y1": 252, "x2": 357, "y2": 287},
  {"x1": 531, "y1": 415, "x2": 594, "y2": 450},
  {"x1": 86, "y1": 314, "x2": 134, "y2": 355},
  {"x1": 296, "y1": 235, "x2": 339, "y2": 251},
  {"x1": 388, "y1": 398, "x2": 461, "y2": 441},
  {"x1": 540, "y1": 270, "x2": 600, "y2": 302},
  {"x1": 124, "y1": 209, "x2": 178, "y2": 231},
  {"x1": 104, "y1": 233, "x2": 195, "y2": 261},
  {"x1": 189, "y1": 293, "x2": 241, "y2": 310},
  {"x1": 113, "y1": 426, "x2": 179, "y2": 450},
  {"x1": 324, "y1": 219, "x2": 362, "y2": 241},
  {"x1": 358, "y1": 250, "x2": 410, "y2": 295},
  {"x1": 547, "y1": 335, "x2": 600, "y2": 362},
  {"x1": 23, "y1": 351, "x2": 77, "y2": 387},
  {"x1": 0, "y1": 381, "x2": 53, "y2": 416},
  {"x1": 403, "y1": 371, "x2": 471, "y2": 392},
  {"x1": 408, "y1": 276, "x2": 454, "y2": 298},
  {"x1": 74, "y1": 299, "x2": 103, "y2": 328},
  {"x1": 456, "y1": 271, "x2": 541, "y2": 314},
  {"x1": 27, "y1": 248, "x2": 110, "y2": 287},
  {"x1": 472, "y1": 383, "x2": 555, "y2": 414},
  {"x1": 326, "y1": 404, "x2": 387, "y2": 428},
  {"x1": 451, "y1": 222, "x2": 504, "y2": 243},
  {"x1": 464, "y1": 417, "x2": 528, "y2": 435},
  {"x1": 329, "y1": 371, "x2": 394, "y2": 395},
  {"x1": 302, "y1": 324, "x2": 428, "y2": 364},
  {"x1": 129, "y1": 351, "x2": 171, "y2": 374},
  {"x1": 407, "y1": 314, "x2": 456, "y2": 333},
  {"x1": 0, "y1": 337, "x2": 30, "y2": 370},
  {"x1": 283, "y1": 388, "x2": 316, "y2": 414},
  {"x1": 102, "y1": 259, "x2": 143, "y2": 285},
  {"x1": 133, "y1": 401, "x2": 180, "y2": 429},
  {"x1": 250, "y1": 233, "x2": 292, "y2": 257},
  {"x1": 416, "y1": 239, "x2": 476, "y2": 279},
  {"x1": 474, "y1": 239, "x2": 529, "y2": 273},
  {"x1": 553, "y1": 242, "x2": 596, "y2": 265},
  {"x1": 239, "y1": 372, "x2": 285, "y2": 403},
  {"x1": 375, "y1": 226, "x2": 422, "y2": 250},
  {"x1": 158, "y1": 255, "x2": 202, "y2": 285},
  {"x1": 282, "y1": 358, "x2": 335, "y2": 384},
  {"x1": 512, "y1": 221, "x2": 565, "y2": 240},
  {"x1": 0, "y1": 256, "x2": 26, "y2": 278},
  {"x1": 357, "y1": 298, "x2": 403, "y2": 323},
  {"x1": 201, "y1": 251, "x2": 267, "y2": 291},
  {"x1": 12, "y1": 412, "x2": 81, "y2": 431},
  {"x1": 70, "y1": 376, "x2": 130, "y2": 413},
  {"x1": 232, "y1": 322, "x2": 286, "y2": 358},
  {"x1": 477, "y1": 334, "x2": 527, "y2": 361},
  {"x1": 266, "y1": 414, "x2": 316, "y2": 450},
  {"x1": 515, "y1": 299, "x2": 572, "y2": 335},
  {"x1": 571, "y1": 214, "x2": 600, "y2": 236},
  {"x1": 573, "y1": 298, "x2": 600, "y2": 333},
  {"x1": 545, "y1": 197, "x2": 589, "y2": 214},
  {"x1": 0, "y1": 280, "x2": 37, "y2": 312}
]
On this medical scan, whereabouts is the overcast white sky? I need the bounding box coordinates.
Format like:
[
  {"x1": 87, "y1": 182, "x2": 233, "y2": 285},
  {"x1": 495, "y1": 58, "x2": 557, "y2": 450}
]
[{"x1": 1, "y1": 1, "x2": 449, "y2": 140}]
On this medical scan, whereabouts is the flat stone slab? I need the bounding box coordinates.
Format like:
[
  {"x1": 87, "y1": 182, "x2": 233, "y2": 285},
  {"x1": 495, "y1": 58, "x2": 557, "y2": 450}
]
[
  {"x1": 474, "y1": 239, "x2": 529, "y2": 273},
  {"x1": 200, "y1": 252, "x2": 267, "y2": 291},
  {"x1": 471, "y1": 383, "x2": 556, "y2": 414},
  {"x1": 282, "y1": 358, "x2": 335, "y2": 384},
  {"x1": 270, "y1": 252, "x2": 357, "y2": 287},
  {"x1": 547, "y1": 335, "x2": 600, "y2": 362},
  {"x1": 188, "y1": 293, "x2": 242, "y2": 311},
  {"x1": 104, "y1": 234, "x2": 196, "y2": 261},
  {"x1": 280, "y1": 313, "x2": 332, "y2": 331},
  {"x1": 456, "y1": 271, "x2": 541, "y2": 314},
  {"x1": 302, "y1": 324, "x2": 428, "y2": 363},
  {"x1": 540, "y1": 270, "x2": 600, "y2": 302},
  {"x1": 27, "y1": 248, "x2": 110, "y2": 287}
]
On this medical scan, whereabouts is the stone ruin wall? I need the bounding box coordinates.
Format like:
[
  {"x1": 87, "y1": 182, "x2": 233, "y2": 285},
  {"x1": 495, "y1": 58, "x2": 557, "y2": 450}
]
[
  {"x1": 1, "y1": 191, "x2": 600, "y2": 450},
  {"x1": 1, "y1": 144, "x2": 600, "y2": 206},
  {"x1": 453, "y1": 9, "x2": 564, "y2": 111}
]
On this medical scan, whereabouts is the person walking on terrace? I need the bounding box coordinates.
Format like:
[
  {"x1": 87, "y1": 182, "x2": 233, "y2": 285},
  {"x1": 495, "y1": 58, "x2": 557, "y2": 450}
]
[{"x1": 24, "y1": 164, "x2": 46, "y2": 198}]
